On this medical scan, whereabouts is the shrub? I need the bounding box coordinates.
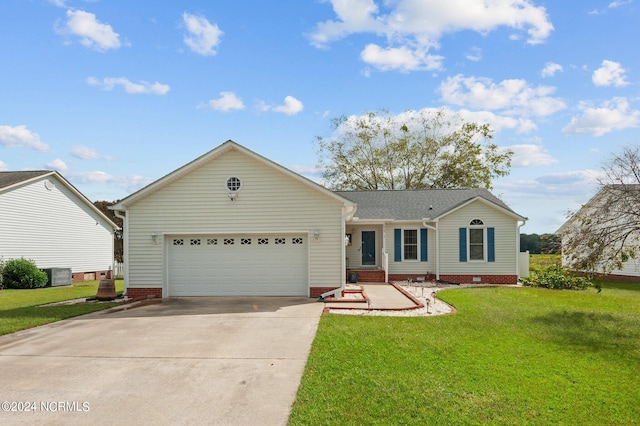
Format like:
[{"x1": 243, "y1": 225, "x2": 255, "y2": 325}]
[
  {"x1": 2, "y1": 258, "x2": 48, "y2": 289},
  {"x1": 521, "y1": 264, "x2": 593, "y2": 290}
]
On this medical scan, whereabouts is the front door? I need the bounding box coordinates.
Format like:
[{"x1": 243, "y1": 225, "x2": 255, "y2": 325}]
[{"x1": 361, "y1": 231, "x2": 376, "y2": 266}]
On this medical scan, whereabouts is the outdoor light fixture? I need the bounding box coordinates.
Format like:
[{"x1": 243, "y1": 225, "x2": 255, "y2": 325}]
[
  {"x1": 314, "y1": 229, "x2": 320, "y2": 242},
  {"x1": 151, "y1": 232, "x2": 162, "y2": 245}
]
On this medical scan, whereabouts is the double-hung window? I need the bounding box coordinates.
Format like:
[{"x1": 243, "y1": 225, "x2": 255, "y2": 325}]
[
  {"x1": 403, "y1": 229, "x2": 418, "y2": 261},
  {"x1": 459, "y1": 219, "x2": 495, "y2": 263},
  {"x1": 469, "y1": 228, "x2": 484, "y2": 260}
]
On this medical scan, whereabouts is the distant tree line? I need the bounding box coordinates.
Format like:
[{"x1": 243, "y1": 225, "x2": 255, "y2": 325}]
[{"x1": 520, "y1": 233, "x2": 560, "y2": 254}]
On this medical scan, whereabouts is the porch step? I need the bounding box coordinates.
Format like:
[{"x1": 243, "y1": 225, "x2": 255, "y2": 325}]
[{"x1": 348, "y1": 269, "x2": 386, "y2": 283}]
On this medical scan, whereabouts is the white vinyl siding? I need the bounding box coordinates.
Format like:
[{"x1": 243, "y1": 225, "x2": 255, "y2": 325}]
[
  {"x1": 125, "y1": 149, "x2": 345, "y2": 295},
  {"x1": 439, "y1": 201, "x2": 518, "y2": 275},
  {"x1": 385, "y1": 223, "x2": 436, "y2": 275},
  {"x1": 0, "y1": 177, "x2": 114, "y2": 273}
]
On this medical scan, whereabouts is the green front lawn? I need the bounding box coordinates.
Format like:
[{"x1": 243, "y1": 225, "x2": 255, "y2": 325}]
[
  {"x1": 0, "y1": 280, "x2": 124, "y2": 336},
  {"x1": 290, "y1": 282, "x2": 640, "y2": 425}
]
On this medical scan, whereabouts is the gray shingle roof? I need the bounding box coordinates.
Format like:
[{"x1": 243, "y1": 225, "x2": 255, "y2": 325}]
[
  {"x1": 0, "y1": 171, "x2": 51, "y2": 191},
  {"x1": 335, "y1": 188, "x2": 519, "y2": 221}
]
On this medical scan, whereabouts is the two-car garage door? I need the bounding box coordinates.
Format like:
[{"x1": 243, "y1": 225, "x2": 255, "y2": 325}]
[{"x1": 167, "y1": 234, "x2": 308, "y2": 296}]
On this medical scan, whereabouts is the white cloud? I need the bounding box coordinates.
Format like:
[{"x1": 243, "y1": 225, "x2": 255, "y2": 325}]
[
  {"x1": 590, "y1": 0, "x2": 633, "y2": 14},
  {"x1": 506, "y1": 144, "x2": 559, "y2": 167},
  {"x1": 541, "y1": 62, "x2": 563, "y2": 77},
  {"x1": 71, "y1": 145, "x2": 113, "y2": 160},
  {"x1": 609, "y1": 0, "x2": 633, "y2": 8},
  {"x1": 46, "y1": 159, "x2": 68, "y2": 171},
  {"x1": 592, "y1": 60, "x2": 629, "y2": 87},
  {"x1": 260, "y1": 96, "x2": 304, "y2": 116},
  {"x1": 465, "y1": 47, "x2": 482, "y2": 62},
  {"x1": 289, "y1": 164, "x2": 324, "y2": 178},
  {"x1": 182, "y1": 13, "x2": 223, "y2": 56},
  {"x1": 360, "y1": 44, "x2": 443, "y2": 72},
  {"x1": 204, "y1": 91, "x2": 244, "y2": 111},
  {"x1": 310, "y1": 0, "x2": 553, "y2": 71},
  {"x1": 68, "y1": 170, "x2": 115, "y2": 184},
  {"x1": 562, "y1": 97, "x2": 640, "y2": 136},
  {"x1": 87, "y1": 77, "x2": 170, "y2": 95},
  {"x1": 119, "y1": 174, "x2": 154, "y2": 193},
  {"x1": 61, "y1": 10, "x2": 120, "y2": 51},
  {"x1": 455, "y1": 109, "x2": 537, "y2": 134},
  {"x1": 0, "y1": 125, "x2": 50, "y2": 152},
  {"x1": 0, "y1": 160, "x2": 7, "y2": 171},
  {"x1": 536, "y1": 170, "x2": 601, "y2": 187},
  {"x1": 439, "y1": 74, "x2": 566, "y2": 117}
]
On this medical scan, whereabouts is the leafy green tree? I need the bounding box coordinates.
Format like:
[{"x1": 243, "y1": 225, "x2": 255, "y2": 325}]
[
  {"x1": 317, "y1": 109, "x2": 513, "y2": 190},
  {"x1": 561, "y1": 146, "x2": 640, "y2": 274},
  {"x1": 520, "y1": 233, "x2": 542, "y2": 254}
]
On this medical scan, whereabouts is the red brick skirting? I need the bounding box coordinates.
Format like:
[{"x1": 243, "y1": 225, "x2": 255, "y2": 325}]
[
  {"x1": 591, "y1": 273, "x2": 640, "y2": 283},
  {"x1": 310, "y1": 287, "x2": 340, "y2": 298},
  {"x1": 72, "y1": 270, "x2": 113, "y2": 282},
  {"x1": 439, "y1": 274, "x2": 518, "y2": 285},
  {"x1": 388, "y1": 274, "x2": 437, "y2": 282},
  {"x1": 347, "y1": 270, "x2": 386, "y2": 282},
  {"x1": 127, "y1": 288, "x2": 162, "y2": 299}
]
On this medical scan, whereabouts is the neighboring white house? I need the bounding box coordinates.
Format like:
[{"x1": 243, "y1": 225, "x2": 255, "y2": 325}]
[
  {"x1": 111, "y1": 141, "x2": 527, "y2": 299},
  {"x1": 558, "y1": 186, "x2": 640, "y2": 282},
  {"x1": 0, "y1": 171, "x2": 119, "y2": 282}
]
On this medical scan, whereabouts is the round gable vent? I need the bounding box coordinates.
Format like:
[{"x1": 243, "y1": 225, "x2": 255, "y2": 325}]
[{"x1": 226, "y1": 177, "x2": 242, "y2": 192}]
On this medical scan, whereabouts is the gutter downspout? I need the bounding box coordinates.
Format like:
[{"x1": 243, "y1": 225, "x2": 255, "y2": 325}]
[
  {"x1": 422, "y1": 219, "x2": 439, "y2": 281},
  {"x1": 114, "y1": 210, "x2": 128, "y2": 295},
  {"x1": 516, "y1": 218, "x2": 528, "y2": 279}
]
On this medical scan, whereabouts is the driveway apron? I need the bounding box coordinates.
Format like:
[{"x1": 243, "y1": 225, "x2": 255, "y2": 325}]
[{"x1": 0, "y1": 297, "x2": 324, "y2": 426}]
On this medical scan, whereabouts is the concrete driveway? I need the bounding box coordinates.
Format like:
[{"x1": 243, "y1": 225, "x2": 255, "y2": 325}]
[{"x1": 0, "y1": 297, "x2": 324, "y2": 425}]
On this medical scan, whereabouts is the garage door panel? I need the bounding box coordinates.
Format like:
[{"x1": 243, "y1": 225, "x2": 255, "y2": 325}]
[{"x1": 168, "y1": 235, "x2": 307, "y2": 296}]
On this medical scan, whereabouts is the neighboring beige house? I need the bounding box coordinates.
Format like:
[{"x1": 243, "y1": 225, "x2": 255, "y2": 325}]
[
  {"x1": 558, "y1": 186, "x2": 640, "y2": 282},
  {"x1": 111, "y1": 141, "x2": 527, "y2": 299},
  {"x1": 0, "y1": 171, "x2": 119, "y2": 282}
]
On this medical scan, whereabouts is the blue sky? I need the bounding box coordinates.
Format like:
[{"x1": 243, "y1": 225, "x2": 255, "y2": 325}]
[{"x1": 1, "y1": 0, "x2": 639, "y2": 234}]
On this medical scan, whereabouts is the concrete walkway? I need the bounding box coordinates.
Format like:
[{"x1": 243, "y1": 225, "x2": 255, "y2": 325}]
[
  {"x1": 324, "y1": 282, "x2": 419, "y2": 310},
  {"x1": 0, "y1": 297, "x2": 324, "y2": 426}
]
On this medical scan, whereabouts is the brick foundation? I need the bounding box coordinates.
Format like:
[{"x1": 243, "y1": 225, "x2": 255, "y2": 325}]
[
  {"x1": 72, "y1": 270, "x2": 112, "y2": 282},
  {"x1": 310, "y1": 287, "x2": 340, "y2": 298},
  {"x1": 127, "y1": 287, "x2": 163, "y2": 299},
  {"x1": 438, "y1": 274, "x2": 518, "y2": 285},
  {"x1": 388, "y1": 274, "x2": 437, "y2": 283},
  {"x1": 592, "y1": 273, "x2": 640, "y2": 283},
  {"x1": 347, "y1": 270, "x2": 386, "y2": 282}
]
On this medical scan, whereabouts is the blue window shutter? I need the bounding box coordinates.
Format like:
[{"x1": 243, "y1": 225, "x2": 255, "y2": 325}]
[
  {"x1": 459, "y1": 228, "x2": 467, "y2": 262},
  {"x1": 487, "y1": 227, "x2": 495, "y2": 262},
  {"x1": 394, "y1": 229, "x2": 402, "y2": 262},
  {"x1": 420, "y1": 228, "x2": 428, "y2": 262}
]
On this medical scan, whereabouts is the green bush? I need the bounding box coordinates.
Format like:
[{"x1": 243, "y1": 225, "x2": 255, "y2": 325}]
[
  {"x1": 2, "y1": 258, "x2": 48, "y2": 289},
  {"x1": 521, "y1": 264, "x2": 593, "y2": 290}
]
